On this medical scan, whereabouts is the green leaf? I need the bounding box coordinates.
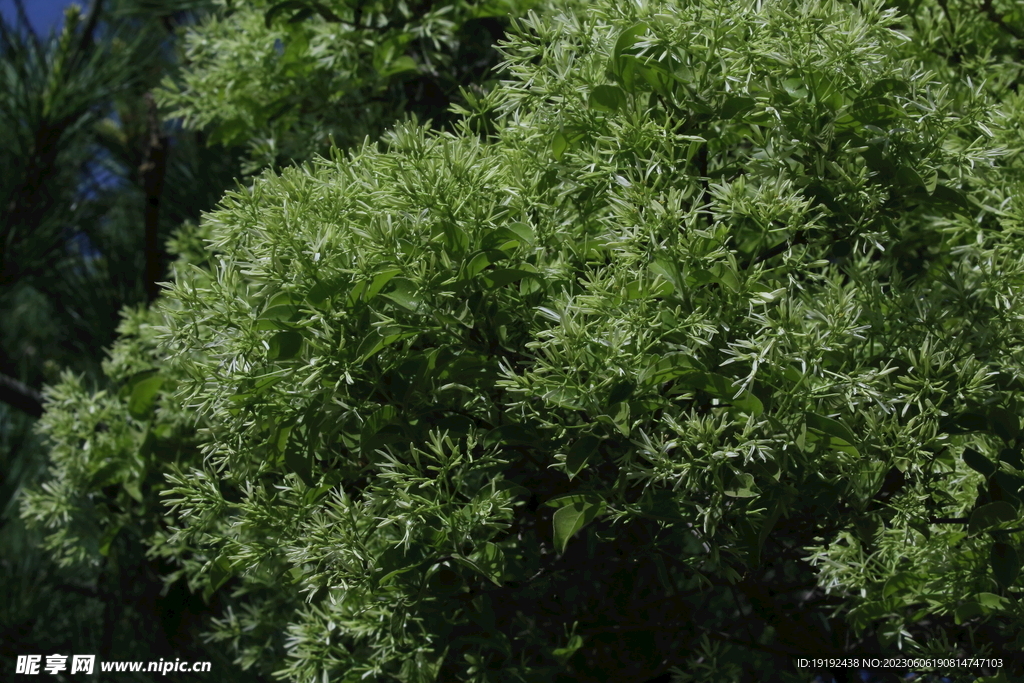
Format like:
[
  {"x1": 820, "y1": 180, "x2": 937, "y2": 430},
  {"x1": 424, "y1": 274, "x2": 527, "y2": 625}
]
[
  {"x1": 968, "y1": 501, "x2": 1018, "y2": 534},
  {"x1": 463, "y1": 251, "x2": 493, "y2": 279},
  {"x1": 677, "y1": 372, "x2": 763, "y2": 415},
  {"x1": 361, "y1": 404, "x2": 396, "y2": 439},
  {"x1": 757, "y1": 499, "x2": 785, "y2": 554},
  {"x1": 977, "y1": 592, "x2": 1007, "y2": 610},
  {"x1": 128, "y1": 372, "x2": 165, "y2": 420},
  {"x1": 605, "y1": 380, "x2": 634, "y2": 408},
  {"x1": 710, "y1": 262, "x2": 740, "y2": 293},
  {"x1": 258, "y1": 305, "x2": 300, "y2": 324},
  {"x1": 230, "y1": 371, "x2": 287, "y2": 403},
  {"x1": 307, "y1": 279, "x2": 344, "y2": 306},
  {"x1": 380, "y1": 278, "x2": 422, "y2": 312},
  {"x1": 379, "y1": 55, "x2": 418, "y2": 78},
  {"x1": 962, "y1": 447, "x2": 997, "y2": 477},
  {"x1": 492, "y1": 483, "x2": 531, "y2": 503},
  {"x1": 990, "y1": 542, "x2": 1020, "y2": 588},
  {"x1": 208, "y1": 556, "x2": 233, "y2": 593},
  {"x1": 552, "y1": 497, "x2": 605, "y2": 553},
  {"x1": 991, "y1": 471, "x2": 1023, "y2": 505},
  {"x1": 640, "y1": 489, "x2": 684, "y2": 522},
  {"x1": 641, "y1": 353, "x2": 701, "y2": 384},
  {"x1": 723, "y1": 470, "x2": 758, "y2": 498},
  {"x1": 260, "y1": 292, "x2": 302, "y2": 322},
  {"x1": 123, "y1": 479, "x2": 143, "y2": 503},
  {"x1": 805, "y1": 413, "x2": 859, "y2": 456},
  {"x1": 639, "y1": 62, "x2": 676, "y2": 98},
  {"x1": 809, "y1": 72, "x2": 844, "y2": 110},
  {"x1": 98, "y1": 524, "x2": 122, "y2": 557},
  {"x1": 958, "y1": 412, "x2": 990, "y2": 433},
  {"x1": 720, "y1": 96, "x2": 756, "y2": 119},
  {"x1": 349, "y1": 268, "x2": 402, "y2": 304},
  {"x1": 484, "y1": 423, "x2": 542, "y2": 448},
  {"x1": 653, "y1": 552, "x2": 675, "y2": 593},
  {"x1": 868, "y1": 78, "x2": 909, "y2": 97},
  {"x1": 265, "y1": 0, "x2": 341, "y2": 26},
  {"x1": 999, "y1": 447, "x2": 1024, "y2": 470},
  {"x1": 895, "y1": 166, "x2": 924, "y2": 190},
  {"x1": 435, "y1": 222, "x2": 470, "y2": 255},
  {"x1": 781, "y1": 78, "x2": 808, "y2": 99},
  {"x1": 630, "y1": 276, "x2": 673, "y2": 298},
  {"x1": 849, "y1": 95, "x2": 903, "y2": 127},
  {"x1": 544, "y1": 491, "x2": 606, "y2": 508},
  {"x1": 551, "y1": 634, "x2": 584, "y2": 665},
  {"x1": 265, "y1": 0, "x2": 307, "y2": 27},
  {"x1": 287, "y1": 7, "x2": 314, "y2": 23},
  {"x1": 605, "y1": 400, "x2": 631, "y2": 436},
  {"x1": 552, "y1": 130, "x2": 569, "y2": 160},
  {"x1": 269, "y1": 423, "x2": 293, "y2": 459},
  {"x1": 268, "y1": 330, "x2": 303, "y2": 360},
  {"x1": 589, "y1": 84, "x2": 627, "y2": 113},
  {"x1": 356, "y1": 326, "x2": 418, "y2": 363},
  {"x1": 506, "y1": 222, "x2": 535, "y2": 245},
  {"x1": 882, "y1": 571, "x2": 918, "y2": 599},
  {"x1": 930, "y1": 184, "x2": 972, "y2": 215},
  {"x1": 805, "y1": 412, "x2": 857, "y2": 444},
  {"x1": 610, "y1": 23, "x2": 651, "y2": 93},
  {"x1": 302, "y1": 483, "x2": 334, "y2": 506},
  {"x1": 481, "y1": 268, "x2": 542, "y2": 289},
  {"x1": 483, "y1": 226, "x2": 530, "y2": 252},
  {"x1": 953, "y1": 600, "x2": 984, "y2": 625},
  {"x1": 613, "y1": 22, "x2": 650, "y2": 66},
  {"x1": 285, "y1": 439, "x2": 315, "y2": 487},
  {"x1": 565, "y1": 435, "x2": 601, "y2": 480},
  {"x1": 454, "y1": 542, "x2": 505, "y2": 586},
  {"x1": 988, "y1": 406, "x2": 1020, "y2": 442},
  {"x1": 650, "y1": 254, "x2": 682, "y2": 283}
]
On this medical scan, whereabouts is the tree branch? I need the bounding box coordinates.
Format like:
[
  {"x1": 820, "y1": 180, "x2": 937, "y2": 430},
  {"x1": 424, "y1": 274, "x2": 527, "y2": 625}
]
[
  {"x1": 0, "y1": 373, "x2": 44, "y2": 418},
  {"x1": 740, "y1": 229, "x2": 809, "y2": 271},
  {"x1": 139, "y1": 91, "x2": 169, "y2": 303},
  {"x1": 980, "y1": 0, "x2": 1023, "y2": 41}
]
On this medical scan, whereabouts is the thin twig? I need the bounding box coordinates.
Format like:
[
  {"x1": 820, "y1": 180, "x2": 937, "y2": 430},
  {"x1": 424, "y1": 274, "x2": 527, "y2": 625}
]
[{"x1": 0, "y1": 373, "x2": 44, "y2": 418}]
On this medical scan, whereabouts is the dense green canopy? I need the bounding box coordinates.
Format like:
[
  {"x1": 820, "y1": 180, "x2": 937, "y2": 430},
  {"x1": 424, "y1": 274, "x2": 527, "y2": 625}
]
[{"x1": 18, "y1": 0, "x2": 1024, "y2": 681}]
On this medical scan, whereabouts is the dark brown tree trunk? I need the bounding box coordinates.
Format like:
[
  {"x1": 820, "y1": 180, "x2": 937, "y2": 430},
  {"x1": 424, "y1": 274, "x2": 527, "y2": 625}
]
[{"x1": 139, "y1": 92, "x2": 168, "y2": 303}]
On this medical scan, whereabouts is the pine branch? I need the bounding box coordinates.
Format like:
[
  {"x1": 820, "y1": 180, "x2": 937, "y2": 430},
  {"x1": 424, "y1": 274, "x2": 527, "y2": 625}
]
[{"x1": 0, "y1": 373, "x2": 44, "y2": 418}]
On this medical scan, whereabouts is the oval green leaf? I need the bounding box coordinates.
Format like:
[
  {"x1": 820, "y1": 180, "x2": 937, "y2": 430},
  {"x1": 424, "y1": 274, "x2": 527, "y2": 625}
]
[
  {"x1": 552, "y1": 498, "x2": 605, "y2": 554},
  {"x1": 506, "y1": 222, "x2": 535, "y2": 244},
  {"x1": 968, "y1": 501, "x2": 1018, "y2": 534},
  {"x1": 380, "y1": 278, "x2": 422, "y2": 312},
  {"x1": 882, "y1": 571, "x2": 918, "y2": 599},
  {"x1": 805, "y1": 412, "x2": 857, "y2": 445},
  {"x1": 128, "y1": 373, "x2": 165, "y2": 420},
  {"x1": 589, "y1": 84, "x2": 627, "y2": 113},
  {"x1": 552, "y1": 131, "x2": 568, "y2": 160},
  {"x1": 723, "y1": 470, "x2": 758, "y2": 498},
  {"x1": 962, "y1": 447, "x2": 996, "y2": 477},
  {"x1": 268, "y1": 330, "x2": 303, "y2": 360},
  {"x1": 566, "y1": 435, "x2": 601, "y2": 480},
  {"x1": 990, "y1": 542, "x2": 1020, "y2": 588}
]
